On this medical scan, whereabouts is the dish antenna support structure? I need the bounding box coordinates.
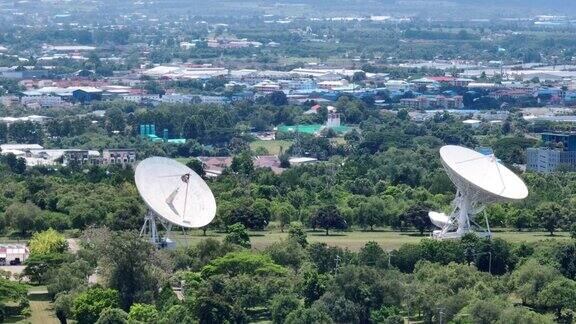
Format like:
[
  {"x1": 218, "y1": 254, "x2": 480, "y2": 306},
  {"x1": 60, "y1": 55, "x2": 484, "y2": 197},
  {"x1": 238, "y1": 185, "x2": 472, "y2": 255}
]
[
  {"x1": 140, "y1": 210, "x2": 173, "y2": 247},
  {"x1": 430, "y1": 145, "x2": 528, "y2": 239},
  {"x1": 135, "y1": 157, "x2": 217, "y2": 247}
]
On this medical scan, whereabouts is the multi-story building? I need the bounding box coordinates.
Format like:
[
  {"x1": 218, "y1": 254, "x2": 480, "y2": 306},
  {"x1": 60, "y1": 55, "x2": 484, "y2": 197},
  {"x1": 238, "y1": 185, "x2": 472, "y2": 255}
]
[
  {"x1": 102, "y1": 149, "x2": 136, "y2": 166},
  {"x1": 526, "y1": 133, "x2": 576, "y2": 172},
  {"x1": 526, "y1": 148, "x2": 576, "y2": 173},
  {"x1": 253, "y1": 81, "x2": 282, "y2": 93},
  {"x1": 63, "y1": 150, "x2": 100, "y2": 166},
  {"x1": 120, "y1": 94, "x2": 161, "y2": 104}
]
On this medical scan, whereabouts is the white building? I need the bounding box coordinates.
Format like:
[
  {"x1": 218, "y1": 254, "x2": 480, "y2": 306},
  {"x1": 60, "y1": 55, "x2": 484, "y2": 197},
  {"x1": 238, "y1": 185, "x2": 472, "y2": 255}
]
[
  {"x1": 120, "y1": 94, "x2": 161, "y2": 104},
  {"x1": 180, "y1": 42, "x2": 196, "y2": 50},
  {"x1": 21, "y1": 95, "x2": 64, "y2": 108},
  {"x1": 385, "y1": 80, "x2": 411, "y2": 92},
  {"x1": 159, "y1": 94, "x2": 194, "y2": 104},
  {"x1": 198, "y1": 95, "x2": 229, "y2": 104},
  {"x1": 1, "y1": 144, "x2": 44, "y2": 151},
  {"x1": 143, "y1": 66, "x2": 228, "y2": 79},
  {"x1": 0, "y1": 244, "x2": 29, "y2": 265},
  {"x1": 326, "y1": 113, "x2": 341, "y2": 128}
]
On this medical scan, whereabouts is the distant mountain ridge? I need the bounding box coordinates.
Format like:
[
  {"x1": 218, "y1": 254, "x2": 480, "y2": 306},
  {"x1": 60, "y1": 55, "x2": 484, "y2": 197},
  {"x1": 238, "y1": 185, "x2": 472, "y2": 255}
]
[{"x1": 9, "y1": 0, "x2": 576, "y2": 17}]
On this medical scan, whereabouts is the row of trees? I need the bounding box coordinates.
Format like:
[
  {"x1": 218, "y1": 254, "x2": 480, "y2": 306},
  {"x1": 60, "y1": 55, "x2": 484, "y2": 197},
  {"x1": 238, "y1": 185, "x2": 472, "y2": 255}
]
[{"x1": 28, "y1": 224, "x2": 576, "y2": 324}]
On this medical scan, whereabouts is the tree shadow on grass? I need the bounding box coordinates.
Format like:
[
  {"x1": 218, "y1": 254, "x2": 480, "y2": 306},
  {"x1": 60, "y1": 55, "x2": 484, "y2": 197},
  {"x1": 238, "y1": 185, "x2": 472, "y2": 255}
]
[
  {"x1": 309, "y1": 233, "x2": 348, "y2": 237},
  {"x1": 397, "y1": 232, "x2": 429, "y2": 237},
  {"x1": 531, "y1": 233, "x2": 566, "y2": 237},
  {"x1": 27, "y1": 293, "x2": 51, "y2": 302}
]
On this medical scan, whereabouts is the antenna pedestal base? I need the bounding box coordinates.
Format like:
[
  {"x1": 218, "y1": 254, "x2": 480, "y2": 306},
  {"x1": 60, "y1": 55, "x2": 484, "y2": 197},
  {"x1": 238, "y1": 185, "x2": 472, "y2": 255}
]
[{"x1": 140, "y1": 210, "x2": 174, "y2": 248}]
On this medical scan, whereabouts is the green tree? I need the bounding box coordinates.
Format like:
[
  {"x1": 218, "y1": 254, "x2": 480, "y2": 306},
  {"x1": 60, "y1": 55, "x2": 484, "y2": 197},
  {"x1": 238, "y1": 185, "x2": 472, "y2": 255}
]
[
  {"x1": 352, "y1": 71, "x2": 367, "y2": 83},
  {"x1": 93, "y1": 231, "x2": 164, "y2": 310},
  {"x1": 284, "y1": 307, "x2": 332, "y2": 324},
  {"x1": 511, "y1": 259, "x2": 559, "y2": 305},
  {"x1": 73, "y1": 286, "x2": 120, "y2": 324},
  {"x1": 310, "y1": 205, "x2": 347, "y2": 236},
  {"x1": 47, "y1": 259, "x2": 92, "y2": 297},
  {"x1": 370, "y1": 305, "x2": 402, "y2": 324},
  {"x1": 23, "y1": 252, "x2": 67, "y2": 284},
  {"x1": 266, "y1": 238, "x2": 307, "y2": 270},
  {"x1": 224, "y1": 223, "x2": 251, "y2": 248},
  {"x1": 201, "y1": 251, "x2": 287, "y2": 278},
  {"x1": 297, "y1": 266, "x2": 328, "y2": 305},
  {"x1": 268, "y1": 91, "x2": 288, "y2": 106},
  {"x1": 231, "y1": 151, "x2": 254, "y2": 175},
  {"x1": 185, "y1": 159, "x2": 205, "y2": 178},
  {"x1": 221, "y1": 198, "x2": 270, "y2": 230},
  {"x1": 272, "y1": 202, "x2": 296, "y2": 233},
  {"x1": 355, "y1": 200, "x2": 384, "y2": 231},
  {"x1": 143, "y1": 80, "x2": 165, "y2": 95},
  {"x1": 194, "y1": 293, "x2": 245, "y2": 323},
  {"x1": 288, "y1": 224, "x2": 308, "y2": 247},
  {"x1": 312, "y1": 292, "x2": 361, "y2": 323},
  {"x1": 571, "y1": 223, "x2": 576, "y2": 240},
  {"x1": 535, "y1": 202, "x2": 564, "y2": 235},
  {"x1": 358, "y1": 241, "x2": 389, "y2": 269},
  {"x1": 95, "y1": 308, "x2": 128, "y2": 324},
  {"x1": 271, "y1": 294, "x2": 301, "y2": 324},
  {"x1": 128, "y1": 303, "x2": 159, "y2": 323},
  {"x1": 54, "y1": 293, "x2": 74, "y2": 324},
  {"x1": 28, "y1": 228, "x2": 68, "y2": 255},
  {"x1": 105, "y1": 108, "x2": 126, "y2": 134},
  {"x1": 538, "y1": 277, "x2": 576, "y2": 318},
  {"x1": 159, "y1": 304, "x2": 194, "y2": 323},
  {"x1": 465, "y1": 298, "x2": 505, "y2": 324},
  {"x1": 155, "y1": 282, "x2": 179, "y2": 312},
  {"x1": 328, "y1": 265, "x2": 403, "y2": 323},
  {"x1": 5, "y1": 202, "x2": 40, "y2": 235},
  {"x1": 0, "y1": 278, "x2": 28, "y2": 321},
  {"x1": 496, "y1": 306, "x2": 554, "y2": 324},
  {"x1": 401, "y1": 202, "x2": 433, "y2": 235}
]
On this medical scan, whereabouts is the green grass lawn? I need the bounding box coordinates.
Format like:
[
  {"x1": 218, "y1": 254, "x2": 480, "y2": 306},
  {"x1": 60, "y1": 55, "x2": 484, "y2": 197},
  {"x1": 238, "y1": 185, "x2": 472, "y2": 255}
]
[
  {"x1": 250, "y1": 140, "x2": 293, "y2": 155},
  {"x1": 6, "y1": 286, "x2": 60, "y2": 324},
  {"x1": 171, "y1": 228, "x2": 570, "y2": 251}
]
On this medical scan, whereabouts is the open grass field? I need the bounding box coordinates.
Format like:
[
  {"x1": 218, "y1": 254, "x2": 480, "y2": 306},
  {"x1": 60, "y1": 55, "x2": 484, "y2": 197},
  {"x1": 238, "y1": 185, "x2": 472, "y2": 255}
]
[
  {"x1": 171, "y1": 228, "x2": 571, "y2": 251},
  {"x1": 249, "y1": 140, "x2": 293, "y2": 155}
]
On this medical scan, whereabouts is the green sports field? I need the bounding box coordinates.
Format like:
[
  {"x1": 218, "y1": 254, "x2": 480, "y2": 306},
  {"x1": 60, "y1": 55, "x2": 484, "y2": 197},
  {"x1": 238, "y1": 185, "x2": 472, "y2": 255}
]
[{"x1": 249, "y1": 140, "x2": 293, "y2": 155}]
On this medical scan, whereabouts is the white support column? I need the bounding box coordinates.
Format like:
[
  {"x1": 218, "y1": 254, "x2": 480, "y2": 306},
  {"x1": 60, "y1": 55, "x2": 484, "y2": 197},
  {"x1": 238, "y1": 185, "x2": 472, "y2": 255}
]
[{"x1": 141, "y1": 210, "x2": 160, "y2": 246}]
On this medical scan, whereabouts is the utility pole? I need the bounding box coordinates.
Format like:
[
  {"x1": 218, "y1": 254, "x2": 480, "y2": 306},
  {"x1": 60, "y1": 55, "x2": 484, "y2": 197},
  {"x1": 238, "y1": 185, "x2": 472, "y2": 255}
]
[
  {"x1": 293, "y1": 124, "x2": 302, "y2": 157},
  {"x1": 334, "y1": 254, "x2": 341, "y2": 273},
  {"x1": 437, "y1": 307, "x2": 445, "y2": 324}
]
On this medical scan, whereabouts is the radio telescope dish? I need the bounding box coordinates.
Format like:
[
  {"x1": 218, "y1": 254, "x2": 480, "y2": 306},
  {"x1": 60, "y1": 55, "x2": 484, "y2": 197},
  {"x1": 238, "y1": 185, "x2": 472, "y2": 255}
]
[
  {"x1": 430, "y1": 145, "x2": 528, "y2": 239},
  {"x1": 135, "y1": 157, "x2": 217, "y2": 246}
]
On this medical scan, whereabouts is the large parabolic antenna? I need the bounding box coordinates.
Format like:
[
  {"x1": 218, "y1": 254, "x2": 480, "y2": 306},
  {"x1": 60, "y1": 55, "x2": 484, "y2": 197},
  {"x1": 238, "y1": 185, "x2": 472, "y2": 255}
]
[
  {"x1": 429, "y1": 145, "x2": 528, "y2": 239},
  {"x1": 135, "y1": 157, "x2": 217, "y2": 246}
]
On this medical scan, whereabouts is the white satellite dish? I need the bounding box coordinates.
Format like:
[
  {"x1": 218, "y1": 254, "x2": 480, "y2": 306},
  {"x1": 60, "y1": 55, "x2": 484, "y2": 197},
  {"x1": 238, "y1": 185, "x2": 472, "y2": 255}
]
[
  {"x1": 135, "y1": 157, "x2": 217, "y2": 246},
  {"x1": 430, "y1": 145, "x2": 528, "y2": 239},
  {"x1": 428, "y1": 211, "x2": 450, "y2": 228}
]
